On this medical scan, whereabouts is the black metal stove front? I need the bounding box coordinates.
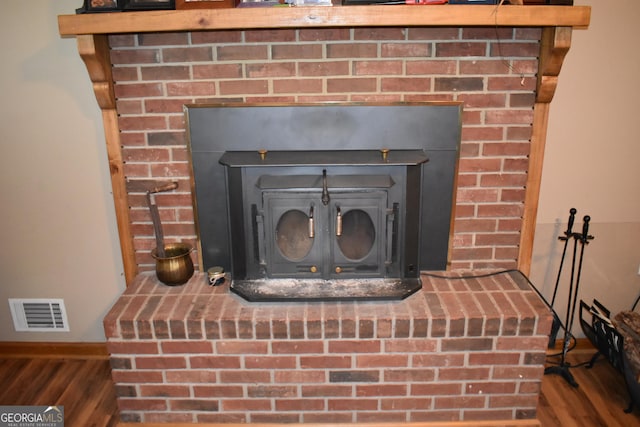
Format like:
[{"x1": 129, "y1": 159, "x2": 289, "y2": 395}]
[
  {"x1": 186, "y1": 103, "x2": 461, "y2": 302},
  {"x1": 220, "y1": 149, "x2": 427, "y2": 301}
]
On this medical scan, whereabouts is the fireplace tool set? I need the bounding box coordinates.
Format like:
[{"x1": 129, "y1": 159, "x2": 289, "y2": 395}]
[
  {"x1": 544, "y1": 207, "x2": 594, "y2": 387},
  {"x1": 146, "y1": 181, "x2": 194, "y2": 286}
]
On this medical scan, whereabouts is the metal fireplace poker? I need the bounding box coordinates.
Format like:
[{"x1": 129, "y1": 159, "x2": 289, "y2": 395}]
[{"x1": 544, "y1": 208, "x2": 594, "y2": 387}]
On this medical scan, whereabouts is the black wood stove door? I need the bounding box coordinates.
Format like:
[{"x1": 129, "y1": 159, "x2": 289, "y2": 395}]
[
  {"x1": 262, "y1": 192, "x2": 324, "y2": 278},
  {"x1": 262, "y1": 191, "x2": 389, "y2": 280},
  {"x1": 329, "y1": 193, "x2": 388, "y2": 279}
]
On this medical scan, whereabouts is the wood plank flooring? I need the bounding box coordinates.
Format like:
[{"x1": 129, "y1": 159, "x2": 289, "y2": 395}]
[
  {"x1": 0, "y1": 357, "x2": 119, "y2": 427},
  {"x1": 0, "y1": 350, "x2": 639, "y2": 427},
  {"x1": 540, "y1": 351, "x2": 640, "y2": 427}
]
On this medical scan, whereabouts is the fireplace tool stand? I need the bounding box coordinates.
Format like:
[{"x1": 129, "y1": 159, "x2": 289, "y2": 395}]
[{"x1": 544, "y1": 209, "x2": 594, "y2": 387}]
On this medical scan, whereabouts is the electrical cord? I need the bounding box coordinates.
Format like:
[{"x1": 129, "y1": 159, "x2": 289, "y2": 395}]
[
  {"x1": 491, "y1": 2, "x2": 527, "y2": 85},
  {"x1": 632, "y1": 293, "x2": 640, "y2": 312},
  {"x1": 421, "y1": 269, "x2": 582, "y2": 364}
]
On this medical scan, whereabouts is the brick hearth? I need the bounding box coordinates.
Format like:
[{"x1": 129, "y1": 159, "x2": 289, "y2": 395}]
[{"x1": 104, "y1": 270, "x2": 551, "y2": 424}]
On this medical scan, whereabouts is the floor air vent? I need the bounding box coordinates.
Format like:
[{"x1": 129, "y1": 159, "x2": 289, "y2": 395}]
[{"x1": 9, "y1": 298, "x2": 69, "y2": 332}]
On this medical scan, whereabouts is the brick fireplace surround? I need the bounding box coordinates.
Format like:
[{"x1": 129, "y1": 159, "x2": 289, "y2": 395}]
[
  {"x1": 110, "y1": 25, "x2": 547, "y2": 425},
  {"x1": 55, "y1": 8, "x2": 589, "y2": 424},
  {"x1": 116, "y1": 27, "x2": 540, "y2": 272}
]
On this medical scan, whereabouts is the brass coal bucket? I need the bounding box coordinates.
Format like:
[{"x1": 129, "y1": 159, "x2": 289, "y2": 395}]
[{"x1": 151, "y1": 243, "x2": 194, "y2": 286}]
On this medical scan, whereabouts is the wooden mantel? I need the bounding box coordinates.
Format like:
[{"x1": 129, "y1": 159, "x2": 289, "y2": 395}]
[
  {"x1": 58, "y1": 5, "x2": 591, "y2": 285},
  {"x1": 58, "y1": 5, "x2": 590, "y2": 35}
]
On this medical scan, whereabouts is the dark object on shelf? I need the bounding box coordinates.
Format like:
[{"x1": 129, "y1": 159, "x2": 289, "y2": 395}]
[
  {"x1": 123, "y1": 0, "x2": 175, "y2": 10},
  {"x1": 524, "y1": 0, "x2": 573, "y2": 4},
  {"x1": 580, "y1": 297, "x2": 640, "y2": 413},
  {"x1": 341, "y1": 0, "x2": 445, "y2": 4},
  {"x1": 76, "y1": 0, "x2": 124, "y2": 13},
  {"x1": 448, "y1": 0, "x2": 498, "y2": 4},
  {"x1": 176, "y1": 0, "x2": 238, "y2": 9},
  {"x1": 77, "y1": 0, "x2": 175, "y2": 12}
]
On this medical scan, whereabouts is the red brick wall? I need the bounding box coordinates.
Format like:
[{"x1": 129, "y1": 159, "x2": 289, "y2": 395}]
[
  {"x1": 110, "y1": 27, "x2": 540, "y2": 272},
  {"x1": 105, "y1": 270, "x2": 552, "y2": 423}
]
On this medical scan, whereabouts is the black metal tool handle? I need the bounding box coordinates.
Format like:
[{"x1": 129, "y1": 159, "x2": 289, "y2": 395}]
[
  {"x1": 566, "y1": 208, "x2": 577, "y2": 235},
  {"x1": 551, "y1": 207, "x2": 578, "y2": 307},
  {"x1": 581, "y1": 215, "x2": 591, "y2": 243}
]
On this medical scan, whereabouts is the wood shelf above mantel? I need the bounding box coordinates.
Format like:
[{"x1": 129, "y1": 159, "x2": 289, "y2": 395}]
[{"x1": 58, "y1": 5, "x2": 590, "y2": 36}]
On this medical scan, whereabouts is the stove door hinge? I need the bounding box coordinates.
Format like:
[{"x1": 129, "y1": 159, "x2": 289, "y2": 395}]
[
  {"x1": 254, "y1": 208, "x2": 267, "y2": 267},
  {"x1": 385, "y1": 207, "x2": 396, "y2": 266}
]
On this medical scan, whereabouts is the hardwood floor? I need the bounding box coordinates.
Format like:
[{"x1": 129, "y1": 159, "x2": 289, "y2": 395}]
[
  {"x1": 0, "y1": 357, "x2": 119, "y2": 427},
  {"x1": 0, "y1": 350, "x2": 639, "y2": 427},
  {"x1": 540, "y1": 351, "x2": 640, "y2": 427}
]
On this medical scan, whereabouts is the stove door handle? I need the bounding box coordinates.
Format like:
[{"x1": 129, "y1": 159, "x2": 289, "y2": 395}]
[
  {"x1": 308, "y1": 205, "x2": 315, "y2": 238},
  {"x1": 336, "y1": 206, "x2": 342, "y2": 237},
  {"x1": 321, "y1": 169, "x2": 330, "y2": 206}
]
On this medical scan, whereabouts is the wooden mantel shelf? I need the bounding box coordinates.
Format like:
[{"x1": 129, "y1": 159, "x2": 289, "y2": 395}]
[
  {"x1": 58, "y1": 5, "x2": 590, "y2": 36},
  {"x1": 56, "y1": 4, "x2": 590, "y2": 284}
]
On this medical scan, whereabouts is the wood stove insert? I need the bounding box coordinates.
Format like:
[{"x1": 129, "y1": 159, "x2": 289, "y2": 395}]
[
  {"x1": 187, "y1": 103, "x2": 461, "y2": 301},
  {"x1": 219, "y1": 149, "x2": 428, "y2": 301}
]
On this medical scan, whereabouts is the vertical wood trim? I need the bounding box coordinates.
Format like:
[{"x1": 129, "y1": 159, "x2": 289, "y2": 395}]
[
  {"x1": 519, "y1": 27, "x2": 572, "y2": 274},
  {"x1": 518, "y1": 102, "x2": 550, "y2": 275},
  {"x1": 77, "y1": 35, "x2": 138, "y2": 284},
  {"x1": 102, "y1": 109, "x2": 137, "y2": 284}
]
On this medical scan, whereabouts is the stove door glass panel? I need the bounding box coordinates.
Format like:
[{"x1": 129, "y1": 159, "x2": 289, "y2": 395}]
[
  {"x1": 276, "y1": 209, "x2": 314, "y2": 261},
  {"x1": 337, "y1": 209, "x2": 375, "y2": 261}
]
